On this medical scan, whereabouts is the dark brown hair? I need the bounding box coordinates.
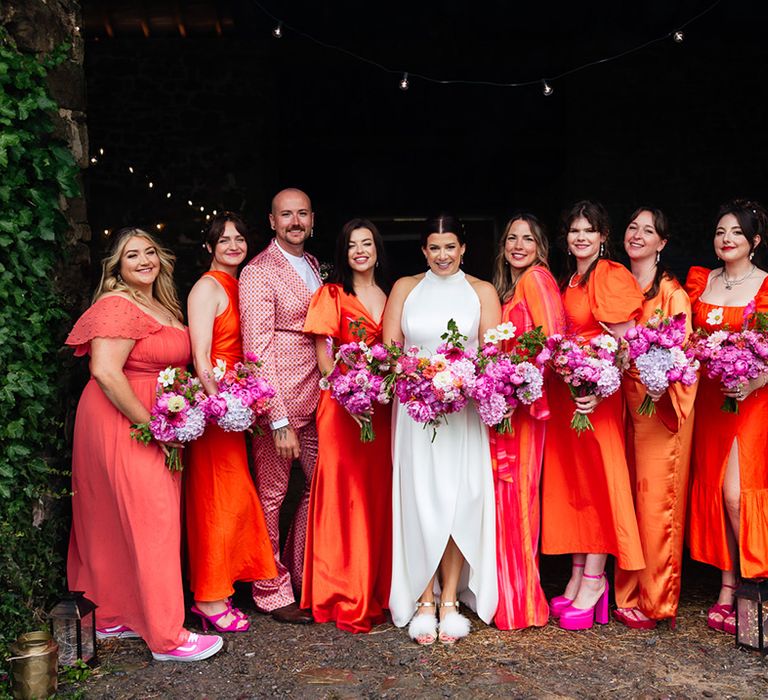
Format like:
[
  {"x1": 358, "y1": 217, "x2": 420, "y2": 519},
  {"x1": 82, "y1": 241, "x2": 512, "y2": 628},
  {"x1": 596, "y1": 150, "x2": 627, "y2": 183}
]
[
  {"x1": 331, "y1": 218, "x2": 390, "y2": 295},
  {"x1": 202, "y1": 211, "x2": 249, "y2": 262},
  {"x1": 560, "y1": 200, "x2": 612, "y2": 290},
  {"x1": 716, "y1": 199, "x2": 768, "y2": 259},
  {"x1": 421, "y1": 214, "x2": 466, "y2": 246},
  {"x1": 625, "y1": 206, "x2": 676, "y2": 300}
]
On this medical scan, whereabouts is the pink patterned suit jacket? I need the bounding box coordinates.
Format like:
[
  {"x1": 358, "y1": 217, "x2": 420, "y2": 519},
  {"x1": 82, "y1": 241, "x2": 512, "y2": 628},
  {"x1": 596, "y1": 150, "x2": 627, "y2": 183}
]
[{"x1": 240, "y1": 239, "x2": 321, "y2": 429}]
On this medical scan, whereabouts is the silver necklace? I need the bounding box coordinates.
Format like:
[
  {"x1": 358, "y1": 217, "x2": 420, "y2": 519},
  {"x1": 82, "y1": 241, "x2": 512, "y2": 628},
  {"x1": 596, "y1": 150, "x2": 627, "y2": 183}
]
[
  {"x1": 567, "y1": 272, "x2": 581, "y2": 288},
  {"x1": 720, "y1": 265, "x2": 755, "y2": 290}
]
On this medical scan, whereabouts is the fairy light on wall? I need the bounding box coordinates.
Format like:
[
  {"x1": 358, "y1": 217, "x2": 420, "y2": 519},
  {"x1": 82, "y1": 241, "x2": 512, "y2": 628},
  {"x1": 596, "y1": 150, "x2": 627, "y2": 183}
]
[{"x1": 251, "y1": 0, "x2": 720, "y2": 96}]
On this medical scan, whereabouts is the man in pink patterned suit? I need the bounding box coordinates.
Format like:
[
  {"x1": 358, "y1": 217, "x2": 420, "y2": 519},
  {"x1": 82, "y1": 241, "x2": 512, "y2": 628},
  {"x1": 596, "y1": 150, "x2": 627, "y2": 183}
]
[{"x1": 239, "y1": 188, "x2": 321, "y2": 624}]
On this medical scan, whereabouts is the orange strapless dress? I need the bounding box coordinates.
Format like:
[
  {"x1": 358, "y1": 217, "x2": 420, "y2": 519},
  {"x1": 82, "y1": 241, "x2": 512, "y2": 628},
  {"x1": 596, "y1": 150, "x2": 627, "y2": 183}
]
[
  {"x1": 185, "y1": 271, "x2": 277, "y2": 602},
  {"x1": 300, "y1": 284, "x2": 392, "y2": 633}
]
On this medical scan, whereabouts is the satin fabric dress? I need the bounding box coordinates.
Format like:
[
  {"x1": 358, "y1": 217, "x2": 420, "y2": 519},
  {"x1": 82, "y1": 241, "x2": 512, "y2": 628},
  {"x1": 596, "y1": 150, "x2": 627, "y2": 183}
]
[
  {"x1": 614, "y1": 275, "x2": 696, "y2": 620},
  {"x1": 185, "y1": 271, "x2": 277, "y2": 603},
  {"x1": 491, "y1": 266, "x2": 566, "y2": 630},
  {"x1": 542, "y1": 260, "x2": 646, "y2": 571},
  {"x1": 66, "y1": 295, "x2": 190, "y2": 653},
  {"x1": 300, "y1": 284, "x2": 392, "y2": 633},
  {"x1": 389, "y1": 270, "x2": 498, "y2": 627},
  {"x1": 685, "y1": 267, "x2": 768, "y2": 578}
]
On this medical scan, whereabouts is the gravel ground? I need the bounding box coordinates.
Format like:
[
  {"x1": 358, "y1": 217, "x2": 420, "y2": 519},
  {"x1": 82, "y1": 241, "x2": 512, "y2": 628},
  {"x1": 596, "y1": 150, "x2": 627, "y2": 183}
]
[{"x1": 62, "y1": 558, "x2": 768, "y2": 699}]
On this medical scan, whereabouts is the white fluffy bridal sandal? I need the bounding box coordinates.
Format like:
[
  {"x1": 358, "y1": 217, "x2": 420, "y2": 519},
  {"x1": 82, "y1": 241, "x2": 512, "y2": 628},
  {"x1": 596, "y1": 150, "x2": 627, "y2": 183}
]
[
  {"x1": 408, "y1": 601, "x2": 437, "y2": 646},
  {"x1": 438, "y1": 601, "x2": 470, "y2": 644}
]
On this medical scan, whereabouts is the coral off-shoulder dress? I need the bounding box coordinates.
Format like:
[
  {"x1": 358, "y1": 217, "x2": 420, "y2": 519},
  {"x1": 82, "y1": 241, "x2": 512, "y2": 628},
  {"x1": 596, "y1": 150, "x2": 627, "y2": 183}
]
[
  {"x1": 66, "y1": 295, "x2": 190, "y2": 653},
  {"x1": 491, "y1": 266, "x2": 566, "y2": 630},
  {"x1": 615, "y1": 275, "x2": 696, "y2": 620},
  {"x1": 542, "y1": 260, "x2": 646, "y2": 570},
  {"x1": 300, "y1": 283, "x2": 392, "y2": 633},
  {"x1": 685, "y1": 266, "x2": 768, "y2": 578},
  {"x1": 185, "y1": 271, "x2": 277, "y2": 603}
]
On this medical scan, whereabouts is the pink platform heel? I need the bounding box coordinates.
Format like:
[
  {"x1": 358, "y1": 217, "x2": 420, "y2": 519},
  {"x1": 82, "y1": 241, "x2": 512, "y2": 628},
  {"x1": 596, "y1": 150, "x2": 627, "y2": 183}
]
[
  {"x1": 559, "y1": 572, "x2": 610, "y2": 631},
  {"x1": 191, "y1": 604, "x2": 250, "y2": 633},
  {"x1": 549, "y1": 562, "x2": 584, "y2": 619}
]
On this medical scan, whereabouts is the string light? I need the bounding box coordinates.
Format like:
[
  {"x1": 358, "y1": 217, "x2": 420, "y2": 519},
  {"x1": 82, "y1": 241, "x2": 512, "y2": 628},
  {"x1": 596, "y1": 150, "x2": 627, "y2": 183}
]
[
  {"x1": 148, "y1": 181, "x2": 154, "y2": 188},
  {"x1": 98, "y1": 147, "x2": 104, "y2": 156},
  {"x1": 90, "y1": 156, "x2": 97, "y2": 164},
  {"x1": 128, "y1": 166, "x2": 134, "y2": 173},
  {"x1": 166, "y1": 192, "x2": 172, "y2": 198},
  {"x1": 188, "y1": 200, "x2": 194, "y2": 206},
  {"x1": 542, "y1": 80, "x2": 554, "y2": 96},
  {"x1": 247, "y1": 0, "x2": 721, "y2": 93}
]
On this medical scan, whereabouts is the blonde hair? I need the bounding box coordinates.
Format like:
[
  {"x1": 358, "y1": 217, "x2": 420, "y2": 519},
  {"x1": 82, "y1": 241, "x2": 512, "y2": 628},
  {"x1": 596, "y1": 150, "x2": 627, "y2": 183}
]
[
  {"x1": 493, "y1": 213, "x2": 550, "y2": 303},
  {"x1": 93, "y1": 227, "x2": 183, "y2": 321}
]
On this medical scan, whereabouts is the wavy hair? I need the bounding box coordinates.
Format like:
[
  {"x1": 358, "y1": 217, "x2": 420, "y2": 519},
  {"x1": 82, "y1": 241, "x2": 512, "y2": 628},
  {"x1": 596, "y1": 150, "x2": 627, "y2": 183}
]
[
  {"x1": 331, "y1": 218, "x2": 390, "y2": 295},
  {"x1": 625, "y1": 206, "x2": 676, "y2": 300},
  {"x1": 559, "y1": 200, "x2": 613, "y2": 291},
  {"x1": 93, "y1": 227, "x2": 183, "y2": 321},
  {"x1": 716, "y1": 198, "x2": 768, "y2": 260},
  {"x1": 492, "y1": 212, "x2": 550, "y2": 303}
]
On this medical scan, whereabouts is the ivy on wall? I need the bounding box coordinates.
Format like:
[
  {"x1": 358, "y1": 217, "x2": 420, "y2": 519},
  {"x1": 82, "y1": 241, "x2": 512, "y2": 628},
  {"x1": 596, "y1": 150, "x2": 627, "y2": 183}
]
[{"x1": 0, "y1": 29, "x2": 80, "y2": 652}]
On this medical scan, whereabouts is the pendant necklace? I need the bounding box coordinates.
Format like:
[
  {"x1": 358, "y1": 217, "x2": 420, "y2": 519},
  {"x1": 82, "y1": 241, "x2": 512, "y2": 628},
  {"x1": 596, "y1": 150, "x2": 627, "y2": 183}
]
[
  {"x1": 721, "y1": 264, "x2": 755, "y2": 290},
  {"x1": 568, "y1": 272, "x2": 581, "y2": 288}
]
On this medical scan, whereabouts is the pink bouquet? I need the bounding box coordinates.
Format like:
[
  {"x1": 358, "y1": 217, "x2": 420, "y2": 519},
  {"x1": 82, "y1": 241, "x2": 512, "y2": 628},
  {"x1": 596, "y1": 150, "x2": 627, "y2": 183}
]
[
  {"x1": 689, "y1": 302, "x2": 768, "y2": 413},
  {"x1": 319, "y1": 338, "x2": 391, "y2": 442},
  {"x1": 624, "y1": 311, "x2": 699, "y2": 416},
  {"x1": 391, "y1": 319, "x2": 477, "y2": 441},
  {"x1": 131, "y1": 366, "x2": 208, "y2": 472},
  {"x1": 203, "y1": 353, "x2": 276, "y2": 433},
  {"x1": 471, "y1": 324, "x2": 547, "y2": 433},
  {"x1": 545, "y1": 333, "x2": 628, "y2": 435}
]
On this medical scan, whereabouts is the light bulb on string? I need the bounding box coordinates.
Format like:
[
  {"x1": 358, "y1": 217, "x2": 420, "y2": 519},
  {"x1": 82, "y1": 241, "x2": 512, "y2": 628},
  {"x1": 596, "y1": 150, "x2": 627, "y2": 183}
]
[
  {"x1": 128, "y1": 166, "x2": 134, "y2": 174},
  {"x1": 272, "y1": 22, "x2": 283, "y2": 39},
  {"x1": 542, "y1": 80, "x2": 554, "y2": 97},
  {"x1": 90, "y1": 156, "x2": 97, "y2": 164},
  {"x1": 205, "y1": 214, "x2": 211, "y2": 221},
  {"x1": 399, "y1": 72, "x2": 409, "y2": 91},
  {"x1": 188, "y1": 200, "x2": 194, "y2": 206},
  {"x1": 199, "y1": 206, "x2": 205, "y2": 212},
  {"x1": 166, "y1": 192, "x2": 172, "y2": 199},
  {"x1": 98, "y1": 147, "x2": 104, "y2": 156},
  {"x1": 212, "y1": 210, "x2": 217, "y2": 215},
  {"x1": 673, "y1": 31, "x2": 684, "y2": 43},
  {"x1": 156, "y1": 223, "x2": 165, "y2": 231},
  {"x1": 148, "y1": 181, "x2": 154, "y2": 189}
]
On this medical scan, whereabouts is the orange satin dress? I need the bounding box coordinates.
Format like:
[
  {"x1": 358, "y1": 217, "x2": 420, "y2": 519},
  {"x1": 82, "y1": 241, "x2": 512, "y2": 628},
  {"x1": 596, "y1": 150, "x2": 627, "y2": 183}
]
[
  {"x1": 185, "y1": 271, "x2": 277, "y2": 602},
  {"x1": 300, "y1": 284, "x2": 392, "y2": 633},
  {"x1": 614, "y1": 275, "x2": 696, "y2": 620},
  {"x1": 685, "y1": 267, "x2": 768, "y2": 578},
  {"x1": 491, "y1": 266, "x2": 566, "y2": 630},
  {"x1": 66, "y1": 296, "x2": 190, "y2": 653},
  {"x1": 542, "y1": 260, "x2": 646, "y2": 570}
]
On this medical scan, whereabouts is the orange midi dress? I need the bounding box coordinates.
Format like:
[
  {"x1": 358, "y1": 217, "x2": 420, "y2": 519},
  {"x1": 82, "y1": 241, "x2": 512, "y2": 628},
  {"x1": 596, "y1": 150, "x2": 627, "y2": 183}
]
[
  {"x1": 542, "y1": 260, "x2": 646, "y2": 570},
  {"x1": 491, "y1": 266, "x2": 566, "y2": 630},
  {"x1": 685, "y1": 267, "x2": 768, "y2": 578},
  {"x1": 614, "y1": 275, "x2": 696, "y2": 620},
  {"x1": 185, "y1": 271, "x2": 277, "y2": 602},
  {"x1": 300, "y1": 284, "x2": 392, "y2": 633},
  {"x1": 66, "y1": 295, "x2": 190, "y2": 653}
]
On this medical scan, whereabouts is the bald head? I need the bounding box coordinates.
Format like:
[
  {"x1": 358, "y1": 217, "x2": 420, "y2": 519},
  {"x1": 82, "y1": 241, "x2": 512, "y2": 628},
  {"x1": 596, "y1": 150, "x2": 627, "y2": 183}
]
[{"x1": 269, "y1": 188, "x2": 315, "y2": 255}]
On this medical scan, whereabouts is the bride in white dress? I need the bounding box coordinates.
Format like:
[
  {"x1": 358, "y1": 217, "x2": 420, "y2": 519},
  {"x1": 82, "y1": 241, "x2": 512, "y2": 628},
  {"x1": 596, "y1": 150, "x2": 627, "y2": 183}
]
[{"x1": 383, "y1": 215, "x2": 500, "y2": 645}]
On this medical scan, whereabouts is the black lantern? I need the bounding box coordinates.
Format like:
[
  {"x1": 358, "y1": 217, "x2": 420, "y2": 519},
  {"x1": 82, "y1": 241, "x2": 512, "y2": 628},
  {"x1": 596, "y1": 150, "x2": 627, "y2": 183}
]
[
  {"x1": 49, "y1": 592, "x2": 98, "y2": 667},
  {"x1": 735, "y1": 579, "x2": 768, "y2": 654}
]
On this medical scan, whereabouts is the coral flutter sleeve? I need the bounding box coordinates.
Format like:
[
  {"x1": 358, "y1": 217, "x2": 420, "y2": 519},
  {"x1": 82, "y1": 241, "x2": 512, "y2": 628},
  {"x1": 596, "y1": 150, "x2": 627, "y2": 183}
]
[
  {"x1": 518, "y1": 267, "x2": 566, "y2": 336},
  {"x1": 303, "y1": 284, "x2": 341, "y2": 337},
  {"x1": 683, "y1": 266, "x2": 710, "y2": 306},
  {"x1": 588, "y1": 260, "x2": 644, "y2": 324},
  {"x1": 65, "y1": 296, "x2": 162, "y2": 356}
]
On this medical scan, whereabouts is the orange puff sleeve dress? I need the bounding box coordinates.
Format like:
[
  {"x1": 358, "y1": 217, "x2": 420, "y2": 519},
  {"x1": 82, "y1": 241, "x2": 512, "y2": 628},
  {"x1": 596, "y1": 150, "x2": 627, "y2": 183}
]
[
  {"x1": 685, "y1": 266, "x2": 768, "y2": 578},
  {"x1": 614, "y1": 275, "x2": 697, "y2": 620},
  {"x1": 185, "y1": 271, "x2": 277, "y2": 603},
  {"x1": 542, "y1": 260, "x2": 645, "y2": 570},
  {"x1": 301, "y1": 284, "x2": 392, "y2": 633}
]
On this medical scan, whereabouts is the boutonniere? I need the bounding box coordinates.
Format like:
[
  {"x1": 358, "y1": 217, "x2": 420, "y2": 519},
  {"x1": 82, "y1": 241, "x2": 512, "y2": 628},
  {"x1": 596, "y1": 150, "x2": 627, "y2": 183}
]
[{"x1": 319, "y1": 262, "x2": 333, "y2": 282}]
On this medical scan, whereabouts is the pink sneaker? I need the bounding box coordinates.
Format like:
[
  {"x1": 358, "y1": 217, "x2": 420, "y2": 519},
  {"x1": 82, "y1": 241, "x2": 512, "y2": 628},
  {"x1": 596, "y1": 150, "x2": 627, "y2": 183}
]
[
  {"x1": 96, "y1": 624, "x2": 141, "y2": 640},
  {"x1": 151, "y1": 632, "x2": 223, "y2": 662}
]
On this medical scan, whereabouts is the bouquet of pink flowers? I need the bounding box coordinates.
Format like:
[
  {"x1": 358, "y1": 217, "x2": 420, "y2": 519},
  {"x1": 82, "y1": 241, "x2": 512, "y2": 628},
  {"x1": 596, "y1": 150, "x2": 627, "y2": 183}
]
[
  {"x1": 471, "y1": 323, "x2": 547, "y2": 433},
  {"x1": 203, "y1": 353, "x2": 276, "y2": 433},
  {"x1": 319, "y1": 337, "x2": 392, "y2": 442},
  {"x1": 688, "y1": 302, "x2": 768, "y2": 413},
  {"x1": 391, "y1": 319, "x2": 477, "y2": 441},
  {"x1": 624, "y1": 310, "x2": 699, "y2": 416},
  {"x1": 131, "y1": 366, "x2": 208, "y2": 471},
  {"x1": 544, "y1": 333, "x2": 628, "y2": 434}
]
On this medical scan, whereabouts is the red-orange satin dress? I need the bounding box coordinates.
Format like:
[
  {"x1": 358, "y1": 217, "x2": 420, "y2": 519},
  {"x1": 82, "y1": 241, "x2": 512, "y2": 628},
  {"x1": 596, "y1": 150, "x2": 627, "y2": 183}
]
[
  {"x1": 300, "y1": 284, "x2": 392, "y2": 633},
  {"x1": 685, "y1": 266, "x2": 768, "y2": 578},
  {"x1": 491, "y1": 266, "x2": 566, "y2": 630},
  {"x1": 185, "y1": 271, "x2": 277, "y2": 602},
  {"x1": 66, "y1": 296, "x2": 190, "y2": 653},
  {"x1": 614, "y1": 276, "x2": 696, "y2": 620},
  {"x1": 542, "y1": 260, "x2": 646, "y2": 570}
]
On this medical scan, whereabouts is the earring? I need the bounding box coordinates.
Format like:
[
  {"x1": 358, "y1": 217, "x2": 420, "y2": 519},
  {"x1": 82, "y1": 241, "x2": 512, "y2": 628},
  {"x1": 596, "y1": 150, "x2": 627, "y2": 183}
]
[
  {"x1": 460, "y1": 254, "x2": 464, "y2": 265},
  {"x1": 750, "y1": 251, "x2": 755, "y2": 261},
  {"x1": 599, "y1": 243, "x2": 605, "y2": 257},
  {"x1": 116, "y1": 272, "x2": 123, "y2": 283},
  {"x1": 310, "y1": 227, "x2": 314, "y2": 238},
  {"x1": 567, "y1": 249, "x2": 572, "y2": 256},
  {"x1": 375, "y1": 261, "x2": 379, "y2": 268},
  {"x1": 656, "y1": 251, "x2": 661, "y2": 265}
]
